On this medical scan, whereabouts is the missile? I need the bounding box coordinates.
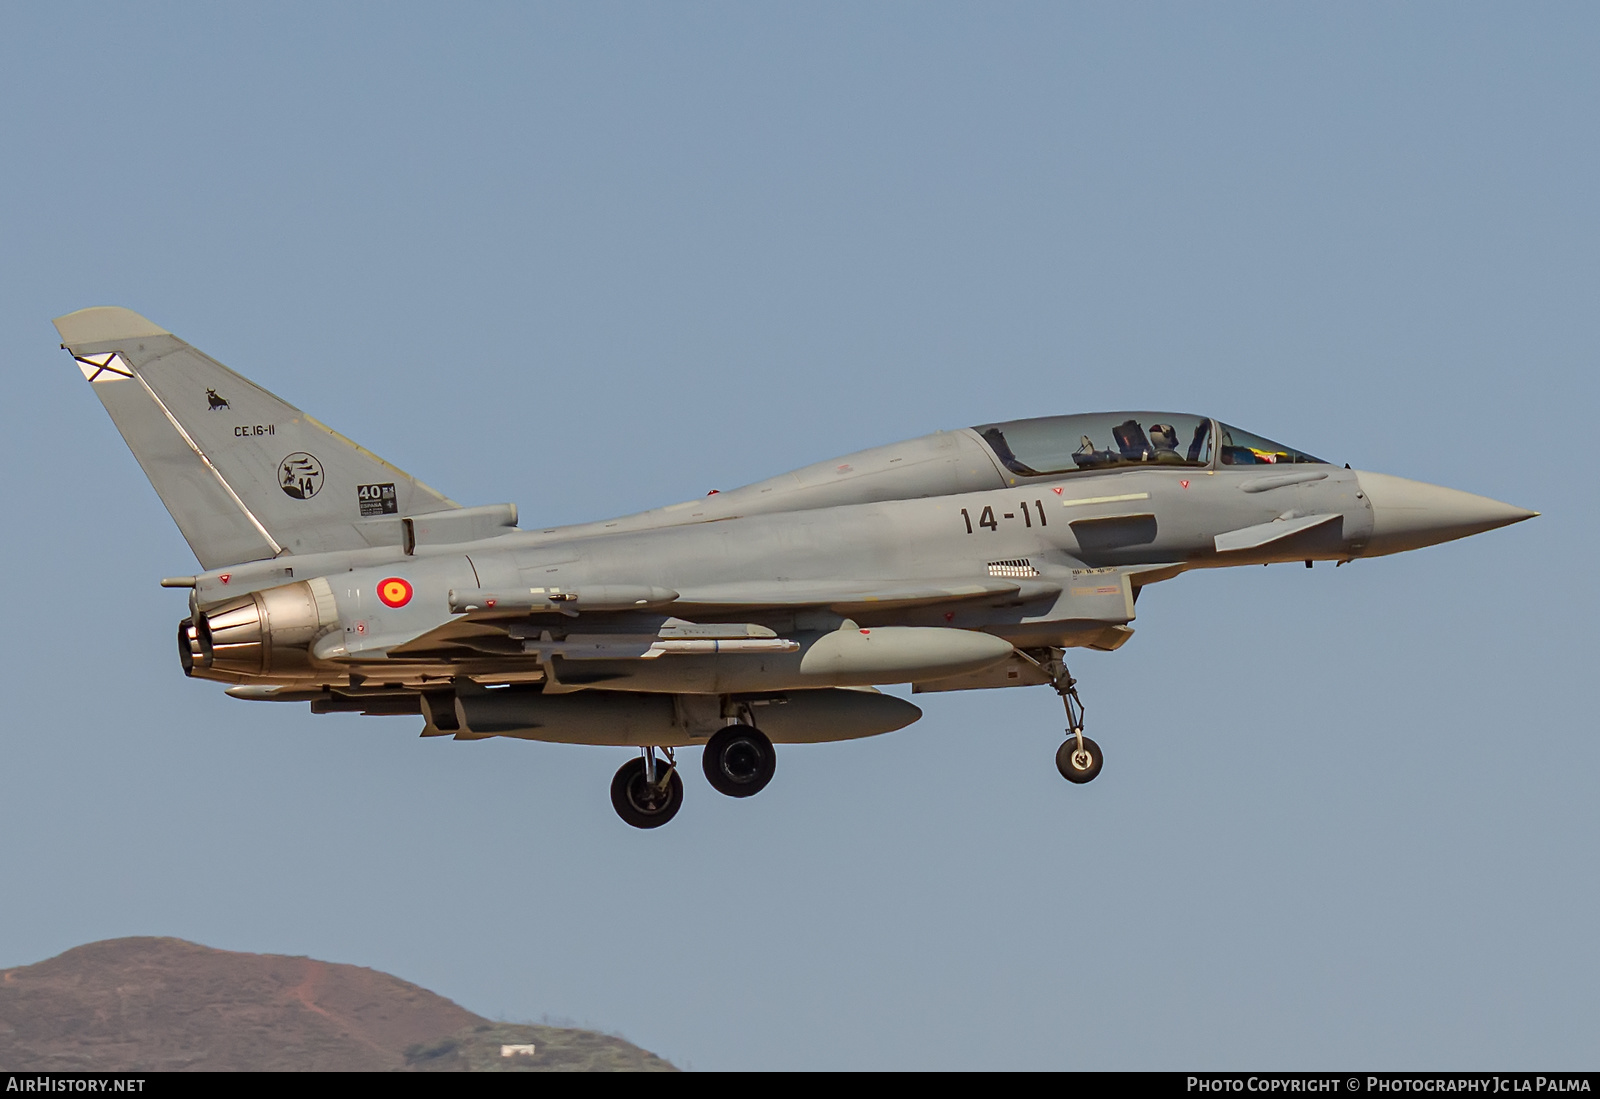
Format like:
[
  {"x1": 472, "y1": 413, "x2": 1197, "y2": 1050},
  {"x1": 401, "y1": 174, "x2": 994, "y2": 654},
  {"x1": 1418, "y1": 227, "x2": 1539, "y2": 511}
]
[
  {"x1": 519, "y1": 623, "x2": 1018, "y2": 693},
  {"x1": 448, "y1": 585, "x2": 678, "y2": 614},
  {"x1": 519, "y1": 634, "x2": 799, "y2": 659}
]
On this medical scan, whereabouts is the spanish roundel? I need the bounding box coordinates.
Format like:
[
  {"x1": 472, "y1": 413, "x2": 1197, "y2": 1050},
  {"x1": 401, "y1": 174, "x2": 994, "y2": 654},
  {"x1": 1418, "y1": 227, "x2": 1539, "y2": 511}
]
[{"x1": 377, "y1": 576, "x2": 413, "y2": 608}]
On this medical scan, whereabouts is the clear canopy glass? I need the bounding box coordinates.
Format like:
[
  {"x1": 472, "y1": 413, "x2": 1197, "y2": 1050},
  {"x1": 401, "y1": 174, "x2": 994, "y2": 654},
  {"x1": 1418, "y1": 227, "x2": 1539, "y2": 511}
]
[
  {"x1": 1216, "y1": 423, "x2": 1326, "y2": 466},
  {"x1": 973, "y1": 412, "x2": 1214, "y2": 476},
  {"x1": 972, "y1": 413, "x2": 1327, "y2": 475}
]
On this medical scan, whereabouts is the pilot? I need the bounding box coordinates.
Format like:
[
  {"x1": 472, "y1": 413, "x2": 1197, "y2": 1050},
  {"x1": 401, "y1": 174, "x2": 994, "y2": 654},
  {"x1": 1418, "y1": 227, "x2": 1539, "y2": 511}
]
[{"x1": 1149, "y1": 424, "x2": 1186, "y2": 464}]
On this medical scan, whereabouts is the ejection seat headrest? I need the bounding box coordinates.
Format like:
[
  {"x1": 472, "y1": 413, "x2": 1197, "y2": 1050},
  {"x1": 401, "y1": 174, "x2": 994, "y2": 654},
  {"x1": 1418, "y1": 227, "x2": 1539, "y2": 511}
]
[{"x1": 1112, "y1": 419, "x2": 1152, "y2": 460}]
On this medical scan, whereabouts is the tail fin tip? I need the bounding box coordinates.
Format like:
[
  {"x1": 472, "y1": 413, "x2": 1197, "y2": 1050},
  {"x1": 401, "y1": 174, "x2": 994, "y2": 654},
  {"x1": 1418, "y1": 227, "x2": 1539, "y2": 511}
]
[{"x1": 54, "y1": 306, "x2": 169, "y2": 349}]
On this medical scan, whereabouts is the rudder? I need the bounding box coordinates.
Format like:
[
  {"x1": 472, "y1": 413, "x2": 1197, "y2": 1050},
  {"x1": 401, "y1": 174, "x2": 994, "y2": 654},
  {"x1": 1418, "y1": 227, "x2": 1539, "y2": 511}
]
[{"x1": 55, "y1": 306, "x2": 459, "y2": 569}]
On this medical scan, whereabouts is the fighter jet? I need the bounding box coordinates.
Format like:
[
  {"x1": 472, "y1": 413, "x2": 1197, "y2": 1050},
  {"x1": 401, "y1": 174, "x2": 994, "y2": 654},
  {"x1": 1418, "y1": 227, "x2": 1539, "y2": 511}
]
[{"x1": 54, "y1": 306, "x2": 1537, "y2": 828}]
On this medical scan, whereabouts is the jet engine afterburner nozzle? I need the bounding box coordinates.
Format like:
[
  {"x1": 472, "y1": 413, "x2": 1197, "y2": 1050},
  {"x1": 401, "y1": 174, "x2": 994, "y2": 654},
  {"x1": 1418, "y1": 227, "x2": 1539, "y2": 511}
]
[
  {"x1": 185, "y1": 577, "x2": 340, "y2": 679},
  {"x1": 178, "y1": 617, "x2": 205, "y2": 675}
]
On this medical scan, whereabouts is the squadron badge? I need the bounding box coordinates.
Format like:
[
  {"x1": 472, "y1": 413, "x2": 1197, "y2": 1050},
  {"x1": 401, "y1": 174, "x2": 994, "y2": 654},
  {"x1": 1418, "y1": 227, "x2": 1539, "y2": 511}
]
[{"x1": 279, "y1": 452, "x2": 323, "y2": 499}]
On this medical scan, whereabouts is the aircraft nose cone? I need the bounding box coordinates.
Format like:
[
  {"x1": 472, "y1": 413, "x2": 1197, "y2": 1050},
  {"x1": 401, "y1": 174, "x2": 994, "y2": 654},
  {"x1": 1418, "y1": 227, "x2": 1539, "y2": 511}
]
[{"x1": 1355, "y1": 470, "x2": 1538, "y2": 557}]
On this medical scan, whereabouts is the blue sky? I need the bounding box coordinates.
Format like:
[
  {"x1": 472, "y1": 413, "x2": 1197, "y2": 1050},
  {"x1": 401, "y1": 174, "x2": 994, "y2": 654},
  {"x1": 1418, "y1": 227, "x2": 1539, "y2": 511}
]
[{"x1": 1, "y1": 3, "x2": 1594, "y2": 1069}]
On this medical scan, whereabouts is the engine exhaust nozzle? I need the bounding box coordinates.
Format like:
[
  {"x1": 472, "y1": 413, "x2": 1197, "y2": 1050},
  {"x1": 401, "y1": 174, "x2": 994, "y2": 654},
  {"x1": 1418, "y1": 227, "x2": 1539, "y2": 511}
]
[{"x1": 184, "y1": 577, "x2": 340, "y2": 679}]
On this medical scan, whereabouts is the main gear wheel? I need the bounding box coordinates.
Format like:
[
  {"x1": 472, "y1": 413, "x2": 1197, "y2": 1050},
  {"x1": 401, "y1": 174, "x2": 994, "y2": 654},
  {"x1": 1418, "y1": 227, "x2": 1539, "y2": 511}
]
[
  {"x1": 702, "y1": 724, "x2": 776, "y2": 798},
  {"x1": 611, "y1": 752, "x2": 684, "y2": 828}
]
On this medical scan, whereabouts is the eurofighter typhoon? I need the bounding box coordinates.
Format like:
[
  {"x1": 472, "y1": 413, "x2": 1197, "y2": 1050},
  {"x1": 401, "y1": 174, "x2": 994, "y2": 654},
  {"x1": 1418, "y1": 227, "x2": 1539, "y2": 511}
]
[{"x1": 56, "y1": 307, "x2": 1537, "y2": 828}]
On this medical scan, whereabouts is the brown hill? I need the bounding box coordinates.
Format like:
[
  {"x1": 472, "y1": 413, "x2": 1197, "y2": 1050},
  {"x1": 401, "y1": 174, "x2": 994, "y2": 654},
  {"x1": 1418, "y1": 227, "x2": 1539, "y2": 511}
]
[{"x1": 0, "y1": 937, "x2": 675, "y2": 1072}]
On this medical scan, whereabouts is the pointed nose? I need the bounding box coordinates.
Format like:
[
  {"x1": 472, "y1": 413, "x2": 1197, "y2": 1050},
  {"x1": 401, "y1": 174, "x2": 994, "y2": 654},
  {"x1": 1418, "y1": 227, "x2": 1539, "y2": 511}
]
[{"x1": 1355, "y1": 471, "x2": 1538, "y2": 557}]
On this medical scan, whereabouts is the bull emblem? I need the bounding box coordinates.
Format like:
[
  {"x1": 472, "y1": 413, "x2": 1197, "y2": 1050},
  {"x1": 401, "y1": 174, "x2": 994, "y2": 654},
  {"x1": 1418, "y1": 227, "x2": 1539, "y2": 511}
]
[{"x1": 206, "y1": 388, "x2": 230, "y2": 410}]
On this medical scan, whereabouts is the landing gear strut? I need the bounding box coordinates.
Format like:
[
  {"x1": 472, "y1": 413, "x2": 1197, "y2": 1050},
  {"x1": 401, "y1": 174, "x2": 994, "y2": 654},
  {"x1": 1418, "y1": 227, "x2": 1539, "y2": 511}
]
[
  {"x1": 1018, "y1": 648, "x2": 1104, "y2": 785},
  {"x1": 611, "y1": 747, "x2": 684, "y2": 828}
]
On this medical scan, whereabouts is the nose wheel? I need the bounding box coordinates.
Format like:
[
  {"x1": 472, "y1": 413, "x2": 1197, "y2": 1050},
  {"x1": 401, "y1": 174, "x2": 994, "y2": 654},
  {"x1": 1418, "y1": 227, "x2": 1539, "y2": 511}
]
[
  {"x1": 1018, "y1": 648, "x2": 1105, "y2": 785},
  {"x1": 611, "y1": 748, "x2": 684, "y2": 829},
  {"x1": 1056, "y1": 735, "x2": 1103, "y2": 783}
]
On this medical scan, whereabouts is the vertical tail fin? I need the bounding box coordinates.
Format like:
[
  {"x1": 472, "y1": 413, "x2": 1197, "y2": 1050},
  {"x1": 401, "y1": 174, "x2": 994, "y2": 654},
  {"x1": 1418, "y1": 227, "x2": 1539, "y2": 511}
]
[{"x1": 55, "y1": 306, "x2": 459, "y2": 569}]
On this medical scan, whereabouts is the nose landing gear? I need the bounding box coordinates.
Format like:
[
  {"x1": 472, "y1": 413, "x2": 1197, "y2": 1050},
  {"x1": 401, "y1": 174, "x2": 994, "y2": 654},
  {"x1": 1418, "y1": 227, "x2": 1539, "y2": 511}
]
[
  {"x1": 1055, "y1": 733, "x2": 1103, "y2": 783},
  {"x1": 1018, "y1": 648, "x2": 1105, "y2": 785}
]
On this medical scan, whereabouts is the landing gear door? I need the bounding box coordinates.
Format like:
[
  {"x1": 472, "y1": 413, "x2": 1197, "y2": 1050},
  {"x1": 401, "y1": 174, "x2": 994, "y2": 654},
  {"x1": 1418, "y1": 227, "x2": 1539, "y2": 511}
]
[{"x1": 1057, "y1": 568, "x2": 1136, "y2": 625}]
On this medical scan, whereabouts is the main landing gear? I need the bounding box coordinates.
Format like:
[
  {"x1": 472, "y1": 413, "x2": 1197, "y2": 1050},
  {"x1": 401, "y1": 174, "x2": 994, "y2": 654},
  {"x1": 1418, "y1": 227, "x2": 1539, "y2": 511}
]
[
  {"x1": 702, "y1": 724, "x2": 776, "y2": 798},
  {"x1": 609, "y1": 721, "x2": 777, "y2": 829},
  {"x1": 1018, "y1": 649, "x2": 1104, "y2": 785},
  {"x1": 611, "y1": 748, "x2": 684, "y2": 829}
]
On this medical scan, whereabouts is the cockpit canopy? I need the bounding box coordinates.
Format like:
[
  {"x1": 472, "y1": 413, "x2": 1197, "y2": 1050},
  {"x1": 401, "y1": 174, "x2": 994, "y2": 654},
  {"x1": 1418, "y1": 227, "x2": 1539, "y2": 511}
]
[{"x1": 973, "y1": 412, "x2": 1324, "y2": 476}]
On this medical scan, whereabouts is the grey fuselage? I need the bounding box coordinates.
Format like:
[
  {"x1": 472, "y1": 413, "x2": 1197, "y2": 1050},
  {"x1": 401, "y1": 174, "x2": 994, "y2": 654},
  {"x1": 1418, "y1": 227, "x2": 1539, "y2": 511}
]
[{"x1": 184, "y1": 425, "x2": 1386, "y2": 700}]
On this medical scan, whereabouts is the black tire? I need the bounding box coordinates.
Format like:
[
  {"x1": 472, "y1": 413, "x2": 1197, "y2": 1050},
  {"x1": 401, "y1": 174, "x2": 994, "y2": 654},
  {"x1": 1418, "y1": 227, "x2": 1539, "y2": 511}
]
[
  {"x1": 1056, "y1": 736, "x2": 1104, "y2": 784},
  {"x1": 610, "y1": 756, "x2": 685, "y2": 828},
  {"x1": 701, "y1": 724, "x2": 776, "y2": 798}
]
